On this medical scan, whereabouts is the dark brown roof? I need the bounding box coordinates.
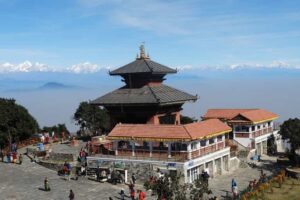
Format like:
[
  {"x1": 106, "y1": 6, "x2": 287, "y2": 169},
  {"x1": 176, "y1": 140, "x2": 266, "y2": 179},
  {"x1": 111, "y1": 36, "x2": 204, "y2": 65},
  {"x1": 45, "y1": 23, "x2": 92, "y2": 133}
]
[
  {"x1": 91, "y1": 84, "x2": 197, "y2": 106},
  {"x1": 107, "y1": 119, "x2": 232, "y2": 142},
  {"x1": 109, "y1": 59, "x2": 177, "y2": 75}
]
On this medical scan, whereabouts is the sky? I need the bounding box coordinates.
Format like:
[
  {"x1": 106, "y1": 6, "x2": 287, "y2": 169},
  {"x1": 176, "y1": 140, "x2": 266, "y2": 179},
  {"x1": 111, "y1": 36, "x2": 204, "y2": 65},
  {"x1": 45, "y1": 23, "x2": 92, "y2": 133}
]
[
  {"x1": 0, "y1": 0, "x2": 300, "y2": 131},
  {"x1": 1, "y1": 0, "x2": 300, "y2": 72}
]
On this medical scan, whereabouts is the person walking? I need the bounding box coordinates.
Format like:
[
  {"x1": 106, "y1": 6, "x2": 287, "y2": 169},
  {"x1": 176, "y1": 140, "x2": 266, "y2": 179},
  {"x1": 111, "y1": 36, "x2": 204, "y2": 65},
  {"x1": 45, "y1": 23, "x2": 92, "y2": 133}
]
[
  {"x1": 19, "y1": 154, "x2": 23, "y2": 165},
  {"x1": 231, "y1": 178, "x2": 237, "y2": 192},
  {"x1": 69, "y1": 189, "x2": 75, "y2": 200},
  {"x1": 138, "y1": 189, "x2": 146, "y2": 200},
  {"x1": 44, "y1": 177, "x2": 51, "y2": 191},
  {"x1": 130, "y1": 188, "x2": 135, "y2": 200},
  {"x1": 0, "y1": 150, "x2": 4, "y2": 162},
  {"x1": 120, "y1": 189, "x2": 125, "y2": 200},
  {"x1": 132, "y1": 173, "x2": 136, "y2": 185}
]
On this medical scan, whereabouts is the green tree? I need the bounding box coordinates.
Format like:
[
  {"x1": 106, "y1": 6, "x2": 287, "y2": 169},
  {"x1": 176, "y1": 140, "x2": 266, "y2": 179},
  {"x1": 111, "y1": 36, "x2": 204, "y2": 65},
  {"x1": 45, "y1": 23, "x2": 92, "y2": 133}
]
[
  {"x1": 280, "y1": 118, "x2": 300, "y2": 165},
  {"x1": 41, "y1": 123, "x2": 69, "y2": 137},
  {"x1": 0, "y1": 98, "x2": 39, "y2": 148},
  {"x1": 180, "y1": 115, "x2": 197, "y2": 124},
  {"x1": 144, "y1": 173, "x2": 212, "y2": 200},
  {"x1": 189, "y1": 176, "x2": 212, "y2": 200},
  {"x1": 73, "y1": 101, "x2": 110, "y2": 135}
]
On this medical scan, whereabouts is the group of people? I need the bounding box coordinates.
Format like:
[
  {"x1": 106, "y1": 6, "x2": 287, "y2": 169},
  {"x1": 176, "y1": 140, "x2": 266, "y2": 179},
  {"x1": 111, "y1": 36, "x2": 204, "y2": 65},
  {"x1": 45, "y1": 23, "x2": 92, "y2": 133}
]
[
  {"x1": 248, "y1": 169, "x2": 268, "y2": 192},
  {"x1": 118, "y1": 178, "x2": 146, "y2": 200},
  {"x1": 0, "y1": 142, "x2": 23, "y2": 164}
]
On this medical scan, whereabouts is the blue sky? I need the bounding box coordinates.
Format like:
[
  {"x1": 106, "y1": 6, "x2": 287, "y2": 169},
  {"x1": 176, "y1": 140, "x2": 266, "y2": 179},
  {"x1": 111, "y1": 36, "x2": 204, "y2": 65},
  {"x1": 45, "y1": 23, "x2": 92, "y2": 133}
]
[{"x1": 1, "y1": 0, "x2": 300, "y2": 71}]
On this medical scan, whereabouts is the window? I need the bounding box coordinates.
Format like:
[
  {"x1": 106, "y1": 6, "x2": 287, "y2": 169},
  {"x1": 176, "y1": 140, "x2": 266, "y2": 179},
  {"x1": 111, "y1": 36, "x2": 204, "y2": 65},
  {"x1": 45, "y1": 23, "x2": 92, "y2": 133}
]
[
  {"x1": 268, "y1": 122, "x2": 271, "y2": 127},
  {"x1": 257, "y1": 125, "x2": 261, "y2": 129},
  {"x1": 209, "y1": 138, "x2": 215, "y2": 144},
  {"x1": 191, "y1": 142, "x2": 198, "y2": 150},
  {"x1": 235, "y1": 126, "x2": 240, "y2": 131},
  {"x1": 217, "y1": 135, "x2": 223, "y2": 142},
  {"x1": 200, "y1": 140, "x2": 206, "y2": 147},
  {"x1": 252, "y1": 126, "x2": 255, "y2": 131}
]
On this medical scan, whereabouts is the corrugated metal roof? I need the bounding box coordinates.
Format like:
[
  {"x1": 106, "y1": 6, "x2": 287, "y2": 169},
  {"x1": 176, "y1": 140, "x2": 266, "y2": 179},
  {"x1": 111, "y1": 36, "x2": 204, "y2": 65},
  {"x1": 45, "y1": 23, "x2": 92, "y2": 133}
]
[
  {"x1": 91, "y1": 84, "x2": 197, "y2": 105},
  {"x1": 109, "y1": 59, "x2": 177, "y2": 75}
]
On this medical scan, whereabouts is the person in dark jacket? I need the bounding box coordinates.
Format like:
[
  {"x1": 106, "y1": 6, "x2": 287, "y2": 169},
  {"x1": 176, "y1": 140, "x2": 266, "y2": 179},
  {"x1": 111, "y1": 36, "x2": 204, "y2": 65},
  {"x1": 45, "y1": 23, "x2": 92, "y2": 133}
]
[{"x1": 69, "y1": 189, "x2": 75, "y2": 200}]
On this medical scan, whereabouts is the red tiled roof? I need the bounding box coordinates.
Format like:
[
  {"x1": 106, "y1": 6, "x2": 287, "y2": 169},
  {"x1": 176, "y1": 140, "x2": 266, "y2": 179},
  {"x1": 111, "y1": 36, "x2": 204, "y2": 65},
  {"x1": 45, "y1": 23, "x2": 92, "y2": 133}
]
[
  {"x1": 107, "y1": 119, "x2": 231, "y2": 142},
  {"x1": 203, "y1": 108, "x2": 278, "y2": 124}
]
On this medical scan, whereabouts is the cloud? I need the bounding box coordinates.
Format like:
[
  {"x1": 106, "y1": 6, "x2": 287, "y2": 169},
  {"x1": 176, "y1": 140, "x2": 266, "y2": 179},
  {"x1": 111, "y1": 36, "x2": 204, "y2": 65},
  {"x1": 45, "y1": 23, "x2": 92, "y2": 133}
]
[
  {"x1": 0, "y1": 61, "x2": 51, "y2": 73},
  {"x1": 67, "y1": 62, "x2": 101, "y2": 73},
  {"x1": 78, "y1": 0, "x2": 195, "y2": 35}
]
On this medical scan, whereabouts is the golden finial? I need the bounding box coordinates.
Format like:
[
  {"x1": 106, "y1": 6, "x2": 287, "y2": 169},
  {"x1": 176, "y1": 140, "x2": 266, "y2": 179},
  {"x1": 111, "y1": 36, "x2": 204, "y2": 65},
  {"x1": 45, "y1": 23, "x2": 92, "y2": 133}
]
[{"x1": 137, "y1": 42, "x2": 149, "y2": 59}]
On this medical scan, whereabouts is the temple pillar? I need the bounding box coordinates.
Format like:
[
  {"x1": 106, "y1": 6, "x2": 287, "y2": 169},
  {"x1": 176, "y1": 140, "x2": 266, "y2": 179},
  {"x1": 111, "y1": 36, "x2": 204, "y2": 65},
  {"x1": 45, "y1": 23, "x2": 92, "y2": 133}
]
[
  {"x1": 132, "y1": 141, "x2": 135, "y2": 156},
  {"x1": 149, "y1": 142, "x2": 153, "y2": 157},
  {"x1": 187, "y1": 143, "x2": 192, "y2": 160},
  {"x1": 168, "y1": 143, "x2": 172, "y2": 158},
  {"x1": 220, "y1": 157, "x2": 224, "y2": 175}
]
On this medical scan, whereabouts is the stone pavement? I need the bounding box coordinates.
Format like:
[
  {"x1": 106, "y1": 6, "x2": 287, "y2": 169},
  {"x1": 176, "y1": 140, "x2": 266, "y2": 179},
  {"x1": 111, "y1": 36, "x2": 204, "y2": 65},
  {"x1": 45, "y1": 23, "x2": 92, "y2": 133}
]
[
  {"x1": 209, "y1": 155, "x2": 280, "y2": 199},
  {"x1": 0, "y1": 151, "x2": 155, "y2": 200}
]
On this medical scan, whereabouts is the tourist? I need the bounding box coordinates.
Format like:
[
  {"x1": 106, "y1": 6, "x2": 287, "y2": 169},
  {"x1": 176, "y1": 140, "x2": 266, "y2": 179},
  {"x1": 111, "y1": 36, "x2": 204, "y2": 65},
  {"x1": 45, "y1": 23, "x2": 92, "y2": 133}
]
[
  {"x1": 96, "y1": 166, "x2": 101, "y2": 182},
  {"x1": 44, "y1": 177, "x2": 51, "y2": 191},
  {"x1": 19, "y1": 154, "x2": 23, "y2": 165},
  {"x1": 12, "y1": 152, "x2": 17, "y2": 163},
  {"x1": 6, "y1": 152, "x2": 11, "y2": 163},
  {"x1": 138, "y1": 189, "x2": 146, "y2": 200},
  {"x1": 0, "y1": 150, "x2": 4, "y2": 162},
  {"x1": 120, "y1": 188, "x2": 125, "y2": 200},
  {"x1": 231, "y1": 178, "x2": 237, "y2": 193},
  {"x1": 130, "y1": 188, "x2": 135, "y2": 200},
  {"x1": 233, "y1": 185, "x2": 239, "y2": 199},
  {"x1": 69, "y1": 189, "x2": 75, "y2": 200},
  {"x1": 132, "y1": 173, "x2": 136, "y2": 184}
]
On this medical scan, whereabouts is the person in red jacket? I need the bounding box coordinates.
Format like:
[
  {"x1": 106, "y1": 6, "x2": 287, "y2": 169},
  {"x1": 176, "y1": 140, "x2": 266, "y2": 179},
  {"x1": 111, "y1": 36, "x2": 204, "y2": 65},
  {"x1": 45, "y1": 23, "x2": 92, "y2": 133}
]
[
  {"x1": 138, "y1": 189, "x2": 146, "y2": 200},
  {"x1": 130, "y1": 188, "x2": 135, "y2": 200}
]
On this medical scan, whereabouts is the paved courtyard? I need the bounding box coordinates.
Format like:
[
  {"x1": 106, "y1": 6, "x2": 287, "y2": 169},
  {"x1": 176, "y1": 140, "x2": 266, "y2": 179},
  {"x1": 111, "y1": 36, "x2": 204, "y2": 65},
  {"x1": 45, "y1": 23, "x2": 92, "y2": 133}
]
[
  {"x1": 0, "y1": 146, "x2": 155, "y2": 200},
  {"x1": 210, "y1": 156, "x2": 280, "y2": 199},
  {"x1": 0, "y1": 143, "x2": 281, "y2": 200}
]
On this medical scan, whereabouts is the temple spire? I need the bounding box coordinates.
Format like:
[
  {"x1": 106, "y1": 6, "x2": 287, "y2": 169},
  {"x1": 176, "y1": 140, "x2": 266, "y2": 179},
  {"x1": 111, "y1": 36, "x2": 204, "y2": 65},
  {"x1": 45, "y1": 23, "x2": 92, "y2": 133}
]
[{"x1": 137, "y1": 42, "x2": 149, "y2": 59}]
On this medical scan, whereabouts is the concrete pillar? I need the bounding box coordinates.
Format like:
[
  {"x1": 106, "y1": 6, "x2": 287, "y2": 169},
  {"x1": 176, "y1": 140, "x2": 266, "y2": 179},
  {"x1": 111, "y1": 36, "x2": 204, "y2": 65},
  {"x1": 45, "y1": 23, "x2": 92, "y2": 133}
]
[
  {"x1": 168, "y1": 143, "x2": 171, "y2": 158},
  {"x1": 149, "y1": 142, "x2": 153, "y2": 157},
  {"x1": 189, "y1": 169, "x2": 192, "y2": 183},
  {"x1": 187, "y1": 143, "x2": 192, "y2": 160},
  {"x1": 184, "y1": 169, "x2": 188, "y2": 183},
  {"x1": 132, "y1": 141, "x2": 135, "y2": 157},
  {"x1": 212, "y1": 160, "x2": 215, "y2": 178},
  {"x1": 261, "y1": 142, "x2": 263, "y2": 155},
  {"x1": 114, "y1": 141, "x2": 118, "y2": 156},
  {"x1": 220, "y1": 157, "x2": 224, "y2": 175}
]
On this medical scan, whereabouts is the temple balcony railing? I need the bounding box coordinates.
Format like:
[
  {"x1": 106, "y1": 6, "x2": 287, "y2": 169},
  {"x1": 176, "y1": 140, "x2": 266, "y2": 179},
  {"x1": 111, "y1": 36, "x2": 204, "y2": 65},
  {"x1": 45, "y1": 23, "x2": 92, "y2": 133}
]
[
  {"x1": 93, "y1": 141, "x2": 227, "y2": 162},
  {"x1": 253, "y1": 127, "x2": 273, "y2": 138},
  {"x1": 190, "y1": 141, "x2": 225, "y2": 159}
]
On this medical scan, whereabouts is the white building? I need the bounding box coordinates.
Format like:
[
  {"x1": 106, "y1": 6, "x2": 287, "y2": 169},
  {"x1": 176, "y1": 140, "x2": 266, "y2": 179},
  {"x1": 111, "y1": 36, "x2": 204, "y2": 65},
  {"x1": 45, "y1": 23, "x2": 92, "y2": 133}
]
[
  {"x1": 203, "y1": 109, "x2": 279, "y2": 156},
  {"x1": 87, "y1": 119, "x2": 232, "y2": 183}
]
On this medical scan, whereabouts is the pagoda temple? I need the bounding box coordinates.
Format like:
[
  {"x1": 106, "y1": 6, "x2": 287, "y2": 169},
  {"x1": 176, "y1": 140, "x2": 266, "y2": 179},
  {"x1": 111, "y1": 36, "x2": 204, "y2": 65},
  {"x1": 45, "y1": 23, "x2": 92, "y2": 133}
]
[{"x1": 92, "y1": 44, "x2": 197, "y2": 126}]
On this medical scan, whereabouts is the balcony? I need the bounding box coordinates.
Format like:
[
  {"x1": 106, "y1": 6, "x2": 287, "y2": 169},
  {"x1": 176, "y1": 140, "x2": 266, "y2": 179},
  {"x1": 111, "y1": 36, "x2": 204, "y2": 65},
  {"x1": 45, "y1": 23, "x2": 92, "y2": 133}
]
[
  {"x1": 93, "y1": 141, "x2": 226, "y2": 162},
  {"x1": 191, "y1": 141, "x2": 225, "y2": 159},
  {"x1": 253, "y1": 127, "x2": 273, "y2": 138}
]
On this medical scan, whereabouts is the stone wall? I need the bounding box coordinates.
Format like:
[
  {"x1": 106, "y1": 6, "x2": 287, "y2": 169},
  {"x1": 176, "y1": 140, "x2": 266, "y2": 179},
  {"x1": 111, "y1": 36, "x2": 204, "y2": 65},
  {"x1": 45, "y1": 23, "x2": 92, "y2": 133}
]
[{"x1": 48, "y1": 152, "x2": 74, "y2": 162}]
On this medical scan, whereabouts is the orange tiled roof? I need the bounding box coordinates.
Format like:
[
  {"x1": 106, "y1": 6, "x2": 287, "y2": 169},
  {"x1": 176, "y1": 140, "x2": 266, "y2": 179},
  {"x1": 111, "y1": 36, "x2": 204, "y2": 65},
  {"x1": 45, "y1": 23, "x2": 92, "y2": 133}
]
[
  {"x1": 203, "y1": 108, "x2": 278, "y2": 124},
  {"x1": 107, "y1": 119, "x2": 231, "y2": 142}
]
